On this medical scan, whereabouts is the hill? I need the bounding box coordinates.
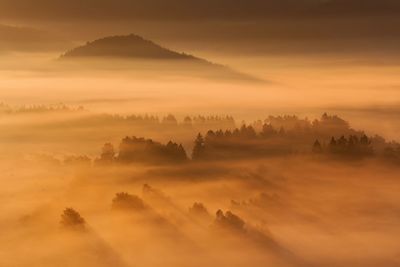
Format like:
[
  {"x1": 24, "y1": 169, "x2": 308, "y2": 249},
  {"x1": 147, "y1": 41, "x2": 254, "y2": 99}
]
[
  {"x1": 60, "y1": 34, "x2": 202, "y2": 61},
  {"x1": 59, "y1": 34, "x2": 259, "y2": 81}
]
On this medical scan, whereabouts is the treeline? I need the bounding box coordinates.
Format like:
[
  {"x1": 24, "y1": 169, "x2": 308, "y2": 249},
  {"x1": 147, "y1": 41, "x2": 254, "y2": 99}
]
[
  {"x1": 96, "y1": 137, "x2": 187, "y2": 165},
  {"x1": 312, "y1": 135, "x2": 374, "y2": 158},
  {"x1": 66, "y1": 114, "x2": 236, "y2": 130},
  {"x1": 191, "y1": 113, "x2": 378, "y2": 160},
  {"x1": 92, "y1": 113, "x2": 400, "y2": 164},
  {"x1": 30, "y1": 113, "x2": 399, "y2": 166},
  {"x1": 0, "y1": 103, "x2": 85, "y2": 114},
  {"x1": 0, "y1": 103, "x2": 236, "y2": 134},
  {"x1": 0, "y1": 102, "x2": 235, "y2": 129},
  {"x1": 251, "y1": 113, "x2": 355, "y2": 139}
]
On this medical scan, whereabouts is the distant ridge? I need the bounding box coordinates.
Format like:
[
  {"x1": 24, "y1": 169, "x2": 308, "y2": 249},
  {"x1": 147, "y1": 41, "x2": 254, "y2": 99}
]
[
  {"x1": 61, "y1": 34, "x2": 202, "y2": 61},
  {"x1": 59, "y1": 34, "x2": 261, "y2": 82}
]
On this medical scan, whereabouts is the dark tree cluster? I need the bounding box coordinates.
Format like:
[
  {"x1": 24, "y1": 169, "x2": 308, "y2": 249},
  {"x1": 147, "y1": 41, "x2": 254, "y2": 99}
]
[
  {"x1": 191, "y1": 114, "x2": 399, "y2": 161},
  {"x1": 112, "y1": 192, "x2": 147, "y2": 211},
  {"x1": 313, "y1": 135, "x2": 374, "y2": 158},
  {"x1": 183, "y1": 115, "x2": 235, "y2": 129},
  {"x1": 94, "y1": 114, "x2": 399, "y2": 164},
  {"x1": 60, "y1": 208, "x2": 86, "y2": 230},
  {"x1": 188, "y1": 202, "x2": 210, "y2": 219},
  {"x1": 117, "y1": 137, "x2": 187, "y2": 164},
  {"x1": 192, "y1": 114, "x2": 345, "y2": 160},
  {"x1": 214, "y1": 210, "x2": 246, "y2": 232},
  {"x1": 252, "y1": 113, "x2": 354, "y2": 139},
  {"x1": 191, "y1": 125, "x2": 291, "y2": 160},
  {"x1": 328, "y1": 135, "x2": 374, "y2": 156},
  {"x1": 96, "y1": 138, "x2": 187, "y2": 165},
  {"x1": 96, "y1": 142, "x2": 116, "y2": 164}
]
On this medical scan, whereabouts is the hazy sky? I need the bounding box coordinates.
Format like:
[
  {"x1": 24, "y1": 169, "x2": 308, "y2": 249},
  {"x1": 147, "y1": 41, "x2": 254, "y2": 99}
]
[{"x1": 1, "y1": 0, "x2": 399, "y2": 21}]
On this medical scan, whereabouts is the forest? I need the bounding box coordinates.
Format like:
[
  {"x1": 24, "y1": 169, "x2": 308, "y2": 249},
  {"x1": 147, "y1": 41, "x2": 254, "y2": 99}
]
[{"x1": 76, "y1": 113, "x2": 400, "y2": 165}]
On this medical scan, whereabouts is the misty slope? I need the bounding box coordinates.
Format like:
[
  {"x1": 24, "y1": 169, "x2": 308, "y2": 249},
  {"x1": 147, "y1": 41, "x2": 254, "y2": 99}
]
[
  {"x1": 61, "y1": 34, "x2": 200, "y2": 60},
  {"x1": 59, "y1": 34, "x2": 259, "y2": 81}
]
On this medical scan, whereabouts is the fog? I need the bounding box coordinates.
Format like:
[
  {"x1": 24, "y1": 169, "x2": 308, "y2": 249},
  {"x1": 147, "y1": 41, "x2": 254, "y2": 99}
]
[
  {"x1": 1, "y1": 52, "x2": 399, "y2": 141},
  {"x1": 1, "y1": 4, "x2": 400, "y2": 266},
  {"x1": 1, "y1": 151, "x2": 399, "y2": 267}
]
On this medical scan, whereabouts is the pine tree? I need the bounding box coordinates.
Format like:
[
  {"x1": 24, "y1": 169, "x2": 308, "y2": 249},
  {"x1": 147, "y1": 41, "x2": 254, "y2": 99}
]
[
  {"x1": 192, "y1": 133, "x2": 206, "y2": 160},
  {"x1": 313, "y1": 140, "x2": 323, "y2": 153}
]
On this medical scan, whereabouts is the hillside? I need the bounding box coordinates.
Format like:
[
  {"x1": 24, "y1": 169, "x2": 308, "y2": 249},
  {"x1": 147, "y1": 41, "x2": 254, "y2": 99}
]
[
  {"x1": 59, "y1": 34, "x2": 259, "y2": 81},
  {"x1": 61, "y1": 34, "x2": 202, "y2": 61}
]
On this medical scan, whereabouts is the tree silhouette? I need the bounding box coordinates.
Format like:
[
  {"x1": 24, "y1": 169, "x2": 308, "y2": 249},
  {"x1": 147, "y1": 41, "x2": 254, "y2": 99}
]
[
  {"x1": 99, "y1": 143, "x2": 116, "y2": 163},
  {"x1": 117, "y1": 136, "x2": 187, "y2": 164},
  {"x1": 188, "y1": 202, "x2": 210, "y2": 220},
  {"x1": 162, "y1": 114, "x2": 178, "y2": 125},
  {"x1": 240, "y1": 125, "x2": 257, "y2": 139},
  {"x1": 112, "y1": 192, "x2": 146, "y2": 211},
  {"x1": 324, "y1": 135, "x2": 374, "y2": 158},
  {"x1": 192, "y1": 133, "x2": 206, "y2": 160},
  {"x1": 214, "y1": 210, "x2": 245, "y2": 232},
  {"x1": 261, "y1": 124, "x2": 277, "y2": 138},
  {"x1": 312, "y1": 139, "x2": 323, "y2": 153},
  {"x1": 60, "y1": 208, "x2": 85, "y2": 230}
]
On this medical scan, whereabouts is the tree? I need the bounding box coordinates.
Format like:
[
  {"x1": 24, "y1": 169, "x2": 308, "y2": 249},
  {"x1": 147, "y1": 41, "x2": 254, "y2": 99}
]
[
  {"x1": 214, "y1": 210, "x2": 245, "y2": 232},
  {"x1": 60, "y1": 208, "x2": 85, "y2": 230},
  {"x1": 183, "y1": 116, "x2": 193, "y2": 127},
  {"x1": 162, "y1": 114, "x2": 178, "y2": 125},
  {"x1": 240, "y1": 125, "x2": 257, "y2": 139},
  {"x1": 117, "y1": 136, "x2": 187, "y2": 164},
  {"x1": 337, "y1": 136, "x2": 348, "y2": 151},
  {"x1": 329, "y1": 137, "x2": 337, "y2": 153},
  {"x1": 360, "y1": 134, "x2": 370, "y2": 146},
  {"x1": 99, "y1": 143, "x2": 115, "y2": 163},
  {"x1": 188, "y1": 202, "x2": 210, "y2": 219},
  {"x1": 112, "y1": 192, "x2": 146, "y2": 211},
  {"x1": 192, "y1": 133, "x2": 206, "y2": 160},
  {"x1": 261, "y1": 124, "x2": 277, "y2": 138},
  {"x1": 312, "y1": 140, "x2": 323, "y2": 153}
]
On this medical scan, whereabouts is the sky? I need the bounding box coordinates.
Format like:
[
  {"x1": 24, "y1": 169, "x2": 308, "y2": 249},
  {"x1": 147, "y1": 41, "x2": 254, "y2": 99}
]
[
  {"x1": 0, "y1": 0, "x2": 399, "y2": 21},
  {"x1": 1, "y1": 0, "x2": 400, "y2": 58}
]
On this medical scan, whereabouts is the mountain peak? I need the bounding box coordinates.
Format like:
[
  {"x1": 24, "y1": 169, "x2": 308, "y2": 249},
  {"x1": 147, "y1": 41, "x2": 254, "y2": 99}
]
[
  {"x1": 59, "y1": 34, "x2": 261, "y2": 82},
  {"x1": 60, "y1": 34, "x2": 198, "y2": 60}
]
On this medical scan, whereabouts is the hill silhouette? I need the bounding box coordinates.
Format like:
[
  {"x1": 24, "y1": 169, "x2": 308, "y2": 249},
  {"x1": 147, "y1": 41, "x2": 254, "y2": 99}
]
[
  {"x1": 61, "y1": 34, "x2": 201, "y2": 61},
  {"x1": 59, "y1": 34, "x2": 260, "y2": 81}
]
